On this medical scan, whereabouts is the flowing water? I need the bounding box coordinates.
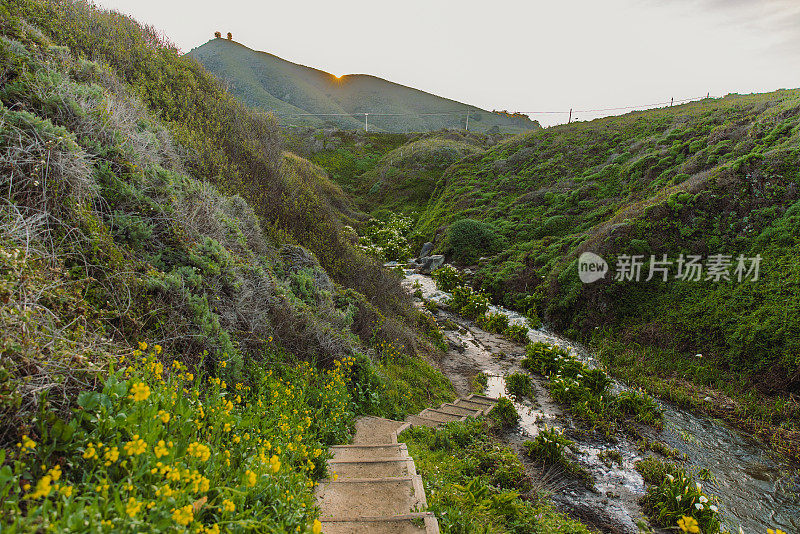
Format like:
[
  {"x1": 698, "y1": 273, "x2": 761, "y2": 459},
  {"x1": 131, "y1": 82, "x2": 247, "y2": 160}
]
[{"x1": 402, "y1": 271, "x2": 800, "y2": 534}]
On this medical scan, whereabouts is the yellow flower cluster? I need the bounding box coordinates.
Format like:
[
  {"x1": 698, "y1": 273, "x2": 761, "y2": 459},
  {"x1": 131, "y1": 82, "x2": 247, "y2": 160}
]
[
  {"x1": 124, "y1": 435, "x2": 147, "y2": 456},
  {"x1": 129, "y1": 382, "x2": 151, "y2": 402},
  {"x1": 17, "y1": 434, "x2": 36, "y2": 454},
  {"x1": 677, "y1": 516, "x2": 699, "y2": 533},
  {"x1": 172, "y1": 504, "x2": 193, "y2": 526},
  {"x1": 187, "y1": 442, "x2": 211, "y2": 462}
]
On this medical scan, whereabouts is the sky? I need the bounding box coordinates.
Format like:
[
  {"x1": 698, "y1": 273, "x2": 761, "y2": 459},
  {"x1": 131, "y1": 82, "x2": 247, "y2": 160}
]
[{"x1": 92, "y1": 0, "x2": 800, "y2": 127}]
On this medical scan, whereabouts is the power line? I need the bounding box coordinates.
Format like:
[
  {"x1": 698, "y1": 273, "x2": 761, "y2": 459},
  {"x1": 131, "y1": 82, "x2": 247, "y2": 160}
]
[{"x1": 281, "y1": 94, "x2": 715, "y2": 121}]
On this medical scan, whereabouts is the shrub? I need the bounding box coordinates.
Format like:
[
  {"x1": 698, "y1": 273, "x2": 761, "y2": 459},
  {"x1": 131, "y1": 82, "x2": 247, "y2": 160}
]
[
  {"x1": 471, "y1": 372, "x2": 489, "y2": 394},
  {"x1": 523, "y1": 427, "x2": 592, "y2": 483},
  {"x1": 448, "y1": 285, "x2": 490, "y2": 320},
  {"x1": 504, "y1": 323, "x2": 529, "y2": 344},
  {"x1": 504, "y1": 373, "x2": 534, "y2": 400},
  {"x1": 488, "y1": 397, "x2": 519, "y2": 428},
  {"x1": 476, "y1": 311, "x2": 509, "y2": 333},
  {"x1": 637, "y1": 461, "x2": 723, "y2": 534},
  {"x1": 431, "y1": 264, "x2": 466, "y2": 292},
  {"x1": 447, "y1": 218, "x2": 502, "y2": 264}
]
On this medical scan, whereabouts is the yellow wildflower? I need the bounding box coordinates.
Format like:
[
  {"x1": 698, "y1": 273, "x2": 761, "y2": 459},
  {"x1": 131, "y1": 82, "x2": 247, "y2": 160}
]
[
  {"x1": 270, "y1": 455, "x2": 281, "y2": 474},
  {"x1": 312, "y1": 519, "x2": 322, "y2": 534},
  {"x1": 187, "y1": 442, "x2": 211, "y2": 462},
  {"x1": 60, "y1": 485, "x2": 73, "y2": 497},
  {"x1": 222, "y1": 499, "x2": 235, "y2": 513},
  {"x1": 172, "y1": 504, "x2": 193, "y2": 526},
  {"x1": 124, "y1": 436, "x2": 147, "y2": 456},
  {"x1": 678, "y1": 516, "x2": 700, "y2": 534},
  {"x1": 17, "y1": 435, "x2": 36, "y2": 454},
  {"x1": 30, "y1": 475, "x2": 52, "y2": 499},
  {"x1": 155, "y1": 440, "x2": 170, "y2": 458},
  {"x1": 48, "y1": 465, "x2": 62, "y2": 481},
  {"x1": 154, "y1": 344, "x2": 162, "y2": 354},
  {"x1": 126, "y1": 497, "x2": 142, "y2": 518},
  {"x1": 83, "y1": 445, "x2": 97, "y2": 460},
  {"x1": 129, "y1": 382, "x2": 150, "y2": 402},
  {"x1": 138, "y1": 341, "x2": 148, "y2": 351},
  {"x1": 157, "y1": 410, "x2": 171, "y2": 424},
  {"x1": 245, "y1": 470, "x2": 257, "y2": 487}
]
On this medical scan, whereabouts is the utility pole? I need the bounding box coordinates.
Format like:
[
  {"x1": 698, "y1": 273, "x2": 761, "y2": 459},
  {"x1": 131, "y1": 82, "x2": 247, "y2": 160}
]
[
  {"x1": 465, "y1": 109, "x2": 470, "y2": 131},
  {"x1": 365, "y1": 113, "x2": 369, "y2": 132},
  {"x1": 568, "y1": 108, "x2": 572, "y2": 124}
]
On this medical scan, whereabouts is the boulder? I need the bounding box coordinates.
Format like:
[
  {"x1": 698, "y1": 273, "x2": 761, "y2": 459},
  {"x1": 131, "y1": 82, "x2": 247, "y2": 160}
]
[
  {"x1": 418, "y1": 254, "x2": 445, "y2": 275},
  {"x1": 418, "y1": 242, "x2": 434, "y2": 259}
]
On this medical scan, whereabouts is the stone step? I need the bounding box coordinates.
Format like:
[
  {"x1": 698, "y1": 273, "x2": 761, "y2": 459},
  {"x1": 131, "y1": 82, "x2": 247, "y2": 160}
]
[
  {"x1": 328, "y1": 457, "x2": 416, "y2": 478},
  {"x1": 353, "y1": 416, "x2": 407, "y2": 444},
  {"x1": 466, "y1": 394, "x2": 498, "y2": 406},
  {"x1": 453, "y1": 398, "x2": 494, "y2": 414},
  {"x1": 436, "y1": 403, "x2": 483, "y2": 417},
  {"x1": 404, "y1": 414, "x2": 441, "y2": 428},
  {"x1": 321, "y1": 512, "x2": 440, "y2": 534},
  {"x1": 418, "y1": 408, "x2": 466, "y2": 423},
  {"x1": 331, "y1": 444, "x2": 409, "y2": 461},
  {"x1": 315, "y1": 476, "x2": 427, "y2": 518}
]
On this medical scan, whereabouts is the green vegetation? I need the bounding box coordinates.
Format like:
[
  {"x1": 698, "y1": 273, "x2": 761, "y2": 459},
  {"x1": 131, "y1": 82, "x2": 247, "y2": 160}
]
[
  {"x1": 504, "y1": 373, "x2": 534, "y2": 401},
  {"x1": 432, "y1": 264, "x2": 467, "y2": 292},
  {"x1": 522, "y1": 343, "x2": 662, "y2": 435},
  {"x1": 401, "y1": 420, "x2": 591, "y2": 534},
  {"x1": 0, "y1": 1, "x2": 458, "y2": 529},
  {"x1": 635, "y1": 457, "x2": 723, "y2": 534},
  {"x1": 448, "y1": 286, "x2": 491, "y2": 320},
  {"x1": 188, "y1": 39, "x2": 540, "y2": 133},
  {"x1": 523, "y1": 427, "x2": 592, "y2": 484},
  {"x1": 447, "y1": 218, "x2": 505, "y2": 264},
  {"x1": 471, "y1": 372, "x2": 489, "y2": 394},
  {"x1": 487, "y1": 397, "x2": 520, "y2": 429},
  {"x1": 504, "y1": 323, "x2": 530, "y2": 344},
  {"x1": 597, "y1": 449, "x2": 623, "y2": 468}
]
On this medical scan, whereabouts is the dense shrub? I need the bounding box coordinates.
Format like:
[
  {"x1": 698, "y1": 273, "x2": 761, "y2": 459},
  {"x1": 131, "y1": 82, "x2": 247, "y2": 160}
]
[
  {"x1": 448, "y1": 286, "x2": 490, "y2": 320},
  {"x1": 504, "y1": 323, "x2": 530, "y2": 344},
  {"x1": 431, "y1": 264, "x2": 467, "y2": 292},
  {"x1": 488, "y1": 397, "x2": 520, "y2": 428},
  {"x1": 447, "y1": 218, "x2": 502, "y2": 264},
  {"x1": 523, "y1": 427, "x2": 591, "y2": 483},
  {"x1": 504, "y1": 373, "x2": 534, "y2": 400}
]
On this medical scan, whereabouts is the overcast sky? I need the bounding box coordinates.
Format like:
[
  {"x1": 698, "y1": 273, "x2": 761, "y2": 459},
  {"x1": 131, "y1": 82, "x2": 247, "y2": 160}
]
[{"x1": 93, "y1": 0, "x2": 799, "y2": 126}]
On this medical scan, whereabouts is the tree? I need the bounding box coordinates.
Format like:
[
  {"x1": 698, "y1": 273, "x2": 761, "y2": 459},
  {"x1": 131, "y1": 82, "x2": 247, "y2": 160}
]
[
  {"x1": 226, "y1": 32, "x2": 232, "y2": 40},
  {"x1": 214, "y1": 31, "x2": 221, "y2": 38}
]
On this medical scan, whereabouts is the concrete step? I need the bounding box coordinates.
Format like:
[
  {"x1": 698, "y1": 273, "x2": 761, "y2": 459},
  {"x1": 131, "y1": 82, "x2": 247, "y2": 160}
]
[
  {"x1": 453, "y1": 398, "x2": 495, "y2": 414},
  {"x1": 436, "y1": 403, "x2": 483, "y2": 417},
  {"x1": 418, "y1": 408, "x2": 466, "y2": 423},
  {"x1": 315, "y1": 476, "x2": 427, "y2": 518},
  {"x1": 328, "y1": 457, "x2": 416, "y2": 478},
  {"x1": 353, "y1": 416, "x2": 407, "y2": 444},
  {"x1": 404, "y1": 414, "x2": 441, "y2": 428},
  {"x1": 321, "y1": 512, "x2": 439, "y2": 534},
  {"x1": 331, "y1": 443, "x2": 409, "y2": 461},
  {"x1": 466, "y1": 394, "x2": 498, "y2": 406}
]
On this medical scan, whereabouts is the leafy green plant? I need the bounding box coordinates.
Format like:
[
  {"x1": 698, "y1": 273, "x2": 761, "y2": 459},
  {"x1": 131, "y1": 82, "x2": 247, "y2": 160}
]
[
  {"x1": 470, "y1": 372, "x2": 489, "y2": 394},
  {"x1": 476, "y1": 311, "x2": 510, "y2": 333},
  {"x1": 523, "y1": 427, "x2": 592, "y2": 483},
  {"x1": 448, "y1": 286, "x2": 490, "y2": 320},
  {"x1": 431, "y1": 264, "x2": 467, "y2": 292},
  {"x1": 504, "y1": 373, "x2": 534, "y2": 400},
  {"x1": 447, "y1": 219, "x2": 503, "y2": 264},
  {"x1": 487, "y1": 397, "x2": 519, "y2": 428},
  {"x1": 503, "y1": 323, "x2": 530, "y2": 344}
]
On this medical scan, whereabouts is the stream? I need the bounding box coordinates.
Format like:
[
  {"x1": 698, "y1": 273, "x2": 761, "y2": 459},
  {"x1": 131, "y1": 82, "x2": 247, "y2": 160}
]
[{"x1": 401, "y1": 271, "x2": 799, "y2": 534}]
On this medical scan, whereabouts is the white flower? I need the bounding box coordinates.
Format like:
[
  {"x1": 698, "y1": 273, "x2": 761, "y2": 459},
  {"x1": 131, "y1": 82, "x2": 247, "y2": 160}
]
[
  {"x1": 676, "y1": 495, "x2": 682, "y2": 502},
  {"x1": 699, "y1": 495, "x2": 708, "y2": 503},
  {"x1": 696, "y1": 482, "x2": 702, "y2": 492},
  {"x1": 666, "y1": 474, "x2": 675, "y2": 482},
  {"x1": 710, "y1": 505, "x2": 718, "y2": 512},
  {"x1": 695, "y1": 503, "x2": 704, "y2": 510}
]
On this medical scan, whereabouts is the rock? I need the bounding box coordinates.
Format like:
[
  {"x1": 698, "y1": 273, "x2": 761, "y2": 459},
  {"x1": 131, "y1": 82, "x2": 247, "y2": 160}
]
[
  {"x1": 418, "y1": 242, "x2": 434, "y2": 259},
  {"x1": 418, "y1": 255, "x2": 445, "y2": 275}
]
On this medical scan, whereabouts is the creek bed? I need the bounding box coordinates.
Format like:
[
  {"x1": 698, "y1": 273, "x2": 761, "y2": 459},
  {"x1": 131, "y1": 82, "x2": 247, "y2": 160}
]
[{"x1": 402, "y1": 271, "x2": 800, "y2": 534}]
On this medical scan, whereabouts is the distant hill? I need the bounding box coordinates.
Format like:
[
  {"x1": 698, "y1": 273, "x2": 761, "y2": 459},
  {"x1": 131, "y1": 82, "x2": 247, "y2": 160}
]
[{"x1": 187, "y1": 38, "x2": 540, "y2": 134}]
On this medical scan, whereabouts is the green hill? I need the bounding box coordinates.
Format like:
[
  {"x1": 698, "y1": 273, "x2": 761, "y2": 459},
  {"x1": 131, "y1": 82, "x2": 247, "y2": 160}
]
[
  {"x1": 187, "y1": 38, "x2": 540, "y2": 134},
  {"x1": 304, "y1": 92, "x2": 800, "y2": 456}
]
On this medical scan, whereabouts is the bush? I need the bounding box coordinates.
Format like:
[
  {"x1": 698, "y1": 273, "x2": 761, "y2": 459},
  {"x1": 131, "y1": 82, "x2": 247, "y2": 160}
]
[
  {"x1": 431, "y1": 264, "x2": 466, "y2": 292},
  {"x1": 504, "y1": 373, "x2": 534, "y2": 400},
  {"x1": 449, "y1": 286, "x2": 490, "y2": 320},
  {"x1": 476, "y1": 312, "x2": 509, "y2": 333},
  {"x1": 471, "y1": 372, "x2": 489, "y2": 394},
  {"x1": 504, "y1": 323, "x2": 529, "y2": 344},
  {"x1": 637, "y1": 460, "x2": 723, "y2": 534},
  {"x1": 447, "y1": 218, "x2": 502, "y2": 264},
  {"x1": 488, "y1": 397, "x2": 519, "y2": 428},
  {"x1": 523, "y1": 427, "x2": 592, "y2": 483}
]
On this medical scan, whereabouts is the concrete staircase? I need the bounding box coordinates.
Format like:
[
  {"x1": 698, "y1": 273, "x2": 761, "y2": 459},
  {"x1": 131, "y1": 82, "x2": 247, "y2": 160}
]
[{"x1": 315, "y1": 395, "x2": 497, "y2": 533}]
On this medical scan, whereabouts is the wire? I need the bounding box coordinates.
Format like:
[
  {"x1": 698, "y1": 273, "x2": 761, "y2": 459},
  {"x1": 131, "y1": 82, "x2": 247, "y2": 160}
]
[{"x1": 280, "y1": 94, "x2": 715, "y2": 120}]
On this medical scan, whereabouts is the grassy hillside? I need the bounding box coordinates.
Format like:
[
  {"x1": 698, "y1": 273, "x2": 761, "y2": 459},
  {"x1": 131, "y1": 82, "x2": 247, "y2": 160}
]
[
  {"x1": 393, "y1": 92, "x2": 800, "y2": 455},
  {"x1": 188, "y1": 38, "x2": 540, "y2": 134},
  {"x1": 0, "y1": 1, "x2": 466, "y2": 530}
]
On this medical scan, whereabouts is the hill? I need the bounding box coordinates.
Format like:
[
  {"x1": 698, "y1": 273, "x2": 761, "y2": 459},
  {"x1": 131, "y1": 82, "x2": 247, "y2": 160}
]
[
  {"x1": 305, "y1": 92, "x2": 800, "y2": 456},
  {"x1": 187, "y1": 38, "x2": 540, "y2": 134}
]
